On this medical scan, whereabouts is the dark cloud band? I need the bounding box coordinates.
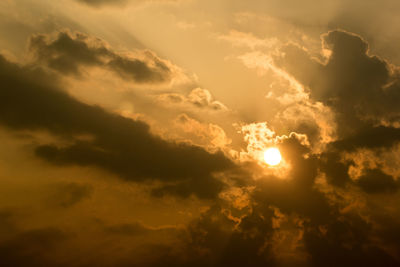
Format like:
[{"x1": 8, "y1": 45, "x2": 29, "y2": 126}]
[{"x1": 0, "y1": 55, "x2": 233, "y2": 199}]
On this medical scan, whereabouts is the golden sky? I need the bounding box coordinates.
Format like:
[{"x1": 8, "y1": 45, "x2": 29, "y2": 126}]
[{"x1": 1, "y1": 0, "x2": 400, "y2": 266}]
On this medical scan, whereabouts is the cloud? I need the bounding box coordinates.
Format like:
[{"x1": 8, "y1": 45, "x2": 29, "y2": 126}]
[
  {"x1": 173, "y1": 113, "x2": 231, "y2": 149},
  {"x1": 331, "y1": 126, "x2": 400, "y2": 151},
  {"x1": 29, "y1": 31, "x2": 175, "y2": 84},
  {"x1": 75, "y1": 0, "x2": 183, "y2": 8},
  {"x1": 1, "y1": 6, "x2": 400, "y2": 264},
  {"x1": 0, "y1": 207, "x2": 188, "y2": 266},
  {"x1": 0, "y1": 209, "x2": 18, "y2": 238},
  {"x1": 182, "y1": 203, "x2": 276, "y2": 266},
  {"x1": 357, "y1": 169, "x2": 399, "y2": 194},
  {"x1": 319, "y1": 151, "x2": 352, "y2": 187},
  {"x1": 0, "y1": 54, "x2": 233, "y2": 199},
  {"x1": 218, "y1": 30, "x2": 278, "y2": 50},
  {"x1": 105, "y1": 221, "x2": 179, "y2": 236},
  {"x1": 47, "y1": 183, "x2": 93, "y2": 208},
  {"x1": 158, "y1": 88, "x2": 228, "y2": 111},
  {"x1": 76, "y1": 0, "x2": 129, "y2": 7},
  {"x1": 303, "y1": 215, "x2": 400, "y2": 267},
  {"x1": 161, "y1": 28, "x2": 400, "y2": 266},
  {"x1": 269, "y1": 31, "x2": 400, "y2": 194},
  {"x1": 177, "y1": 126, "x2": 400, "y2": 266},
  {"x1": 0, "y1": 226, "x2": 68, "y2": 267},
  {"x1": 178, "y1": 133, "x2": 337, "y2": 265},
  {"x1": 275, "y1": 30, "x2": 400, "y2": 142}
]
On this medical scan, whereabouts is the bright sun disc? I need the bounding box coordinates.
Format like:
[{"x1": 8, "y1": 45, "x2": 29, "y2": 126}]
[{"x1": 264, "y1": 147, "x2": 282, "y2": 166}]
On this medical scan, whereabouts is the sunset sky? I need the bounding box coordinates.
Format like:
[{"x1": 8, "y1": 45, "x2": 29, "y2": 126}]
[{"x1": 1, "y1": 0, "x2": 400, "y2": 266}]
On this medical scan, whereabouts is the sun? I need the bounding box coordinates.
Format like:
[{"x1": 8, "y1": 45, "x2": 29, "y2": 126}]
[{"x1": 263, "y1": 147, "x2": 282, "y2": 166}]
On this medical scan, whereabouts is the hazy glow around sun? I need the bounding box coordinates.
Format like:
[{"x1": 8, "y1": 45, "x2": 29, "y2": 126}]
[{"x1": 264, "y1": 147, "x2": 282, "y2": 166}]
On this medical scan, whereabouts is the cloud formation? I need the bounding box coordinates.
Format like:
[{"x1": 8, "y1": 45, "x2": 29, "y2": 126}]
[
  {"x1": 77, "y1": 0, "x2": 129, "y2": 7},
  {"x1": 30, "y1": 31, "x2": 174, "y2": 83},
  {"x1": 1, "y1": 1, "x2": 400, "y2": 265},
  {"x1": 0, "y1": 54, "x2": 233, "y2": 199},
  {"x1": 276, "y1": 30, "x2": 400, "y2": 141},
  {"x1": 176, "y1": 127, "x2": 400, "y2": 266},
  {"x1": 158, "y1": 88, "x2": 228, "y2": 111},
  {"x1": 47, "y1": 182, "x2": 93, "y2": 208}
]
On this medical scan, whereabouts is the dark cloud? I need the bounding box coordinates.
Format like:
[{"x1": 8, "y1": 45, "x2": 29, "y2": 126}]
[
  {"x1": 0, "y1": 209, "x2": 18, "y2": 238},
  {"x1": 239, "y1": 30, "x2": 400, "y2": 265},
  {"x1": 75, "y1": 0, "x2": 180, "y2": 9},
  {"x1": 48, "y1": 183, "x2": 93, "y2": 208},
  {"x1": 0, "y1": 227, "x2": 68, "y2": 267},
  {"x1": 319, "y1": 151, "x2": 352, "y2": 186},
  {"x1": 332, "y1": 126, "x2": 400, "y2": 151},
  {"x1": 0, "y1": 54, "x2": 233, "y2": 199},
  {"x1": 303, "y1": 215, "x2": 400, "y2": 267},
  {"x1": 30, "y1": 31, "x2": 173, "y2": 83},
  {"x1": 105, "y1": 222, "x2": 179, "y2": 236},
  {"x1": 76, "y1": 0, "x2": 129, "y2": 7},
  {"x1": 357, "y1": 169, "x2": 399, "y2": 194},
  {"x1": 254, "y1": 134, "x2": 331, "y2": 224},
  {"x1": 163, "y1": 135, "x2": 326, "y2": 266},
  {"x1": 176, "y1": 130, "x2": 400, "y2": 266},
  {"x1": 0, "y1": 208, "x2": 187, "y2": 267},
  {"x1": 274, "y1": 30, "x2": 400, "y2": 196},
  {"x1": 276, "y1": 30, "x2": 400, "y2": 144},
  {"x1": 173, "y1": 133, "x2": 389, "y2": 266},
  {"x1": 151, "y1": 172, "x2": 225, "y2": 199},
  {"x1": 106, "y1": 222, "x2": 154, "y2": 235},
  {"x1": 184, "y1": 204, "x2": 276, "y2": 266}
]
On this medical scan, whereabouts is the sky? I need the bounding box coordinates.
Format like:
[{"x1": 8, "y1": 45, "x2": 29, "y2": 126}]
[{"x1": 1, "y1": 0, "x2": 400, "y2": 266}]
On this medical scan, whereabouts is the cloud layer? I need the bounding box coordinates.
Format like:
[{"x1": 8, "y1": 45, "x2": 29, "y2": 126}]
[
  {"x1": 0, "y1": 53, "x2": 233, "y2": 199},
  {"x1": 1, "y1": 2, "x2": 400, "y2": 265},
  {"x1": 30, "y1": 31, "x2": 174, "y2": 83}
]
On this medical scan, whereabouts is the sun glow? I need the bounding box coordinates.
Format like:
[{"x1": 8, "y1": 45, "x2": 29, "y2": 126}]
[{"x1": 263, "y1": 147, "x2": 282, "y2": 166}]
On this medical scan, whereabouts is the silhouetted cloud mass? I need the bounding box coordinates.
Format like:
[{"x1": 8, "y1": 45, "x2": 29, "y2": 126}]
[
  {"x1": 0, "y1": 54, "x2": 233, "y2": 199},
  {"x1": 30, "y1": 31, "x2": 173, "y2": 83}
]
